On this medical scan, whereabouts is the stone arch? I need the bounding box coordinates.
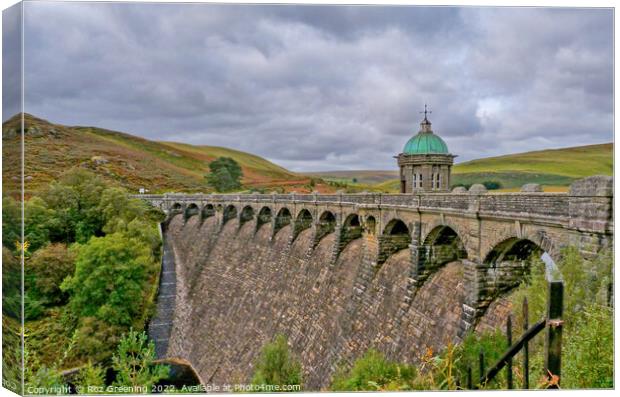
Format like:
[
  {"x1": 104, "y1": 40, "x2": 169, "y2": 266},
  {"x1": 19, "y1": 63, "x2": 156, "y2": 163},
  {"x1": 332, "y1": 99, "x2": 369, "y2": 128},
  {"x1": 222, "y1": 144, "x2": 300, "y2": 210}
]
[
  {"x1": 239, "y1": 205, "x2": 255, "y2": 227},
  {"x1": 378, "y1": 219, "x2": 411, "y2": 264},
  {"x1": 171, "y1": 202, "x2": 183, "y2": 212},
  {"x1": 382, "y1": 219, "x2": 410, "y2": 236},
  {"x1": 424, "y1": 219, "x2": 470, "y2": 254},
  {"x1": 184, "y1": 203, "x2": 200, "y2": 221},
  {"x1": 364, "y1": 215, "x2": 376, "y2": 235},
  {"x1": 478, "y1": 236, "x2": 545, "y2": 309},
  {"x1": 417, "y1": 225, "x2": 468, "y2": 278},
  {"x1": 256, "y1": 206, "x2": 273, "y2": 231},
  {"x1": 223, "y1": 204, "x2": 238, "y2": 225},
  {"x1": 274, "y1": 207, "x2": 292, "y2": 236},
  {"x1": 201, "y1": 204, "x2": 215, "y2": 221},
  {"x1": 314, "y1": 211, "x2": 337, "y2": 246},
  {"x1": 293, "y1": 208, "x2": 314, "y2": 242},
  {"x1": 340, "y1": 213, "x2": 363, "y2": 249}
]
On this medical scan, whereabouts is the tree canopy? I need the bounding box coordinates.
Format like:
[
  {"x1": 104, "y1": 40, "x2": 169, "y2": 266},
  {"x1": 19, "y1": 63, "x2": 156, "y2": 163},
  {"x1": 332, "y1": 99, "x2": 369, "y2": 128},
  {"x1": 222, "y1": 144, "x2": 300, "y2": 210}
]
[{"x1": 205, "y1": 157, "x2": 243, "y2": 192}]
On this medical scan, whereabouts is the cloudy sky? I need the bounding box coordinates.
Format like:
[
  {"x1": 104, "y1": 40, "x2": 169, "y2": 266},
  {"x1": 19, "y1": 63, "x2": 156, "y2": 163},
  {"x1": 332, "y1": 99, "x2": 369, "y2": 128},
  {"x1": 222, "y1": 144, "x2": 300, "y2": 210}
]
[{"x1": 3, "y1": 2, "x2": 614, "y2": 171}]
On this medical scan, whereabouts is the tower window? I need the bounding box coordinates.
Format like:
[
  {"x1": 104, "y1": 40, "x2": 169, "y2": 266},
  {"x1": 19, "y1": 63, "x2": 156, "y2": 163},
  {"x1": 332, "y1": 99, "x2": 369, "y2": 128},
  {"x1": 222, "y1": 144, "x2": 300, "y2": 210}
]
[{"x1": 412, "y1": 174, "x2": 417, "y2": 189}]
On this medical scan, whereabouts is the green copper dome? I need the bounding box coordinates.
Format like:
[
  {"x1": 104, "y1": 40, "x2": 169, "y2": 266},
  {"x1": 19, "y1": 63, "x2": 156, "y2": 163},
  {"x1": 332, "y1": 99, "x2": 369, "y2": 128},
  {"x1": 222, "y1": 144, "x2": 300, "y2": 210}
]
[
  {"x1": 403, "y1": 132, "x2": 449, "y2": 154},
  {"x1": 402, "y1": 118, "x2": 449, "y2": 154}
]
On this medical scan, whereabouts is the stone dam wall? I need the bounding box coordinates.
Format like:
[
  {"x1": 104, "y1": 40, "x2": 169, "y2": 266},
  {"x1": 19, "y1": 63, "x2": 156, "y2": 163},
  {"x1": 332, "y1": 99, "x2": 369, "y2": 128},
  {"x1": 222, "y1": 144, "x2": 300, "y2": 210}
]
[{"x1": 157, "y1": 214, "x2": 511, "y2": 390}]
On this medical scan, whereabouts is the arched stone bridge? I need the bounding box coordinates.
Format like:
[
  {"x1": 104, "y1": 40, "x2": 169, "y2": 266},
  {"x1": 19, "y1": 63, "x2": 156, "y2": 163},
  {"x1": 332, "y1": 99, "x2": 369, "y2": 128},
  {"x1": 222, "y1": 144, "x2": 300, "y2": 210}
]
[{"x1": 138, "y1": 176, "x2": 612, "y2": 341}]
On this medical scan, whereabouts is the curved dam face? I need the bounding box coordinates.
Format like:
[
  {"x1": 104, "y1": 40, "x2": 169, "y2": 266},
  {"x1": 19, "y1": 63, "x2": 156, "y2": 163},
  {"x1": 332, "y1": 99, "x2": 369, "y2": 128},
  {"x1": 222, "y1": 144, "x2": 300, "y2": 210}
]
[{"x1": 161, "y1": 214, "x2": 508, "y2": 390}]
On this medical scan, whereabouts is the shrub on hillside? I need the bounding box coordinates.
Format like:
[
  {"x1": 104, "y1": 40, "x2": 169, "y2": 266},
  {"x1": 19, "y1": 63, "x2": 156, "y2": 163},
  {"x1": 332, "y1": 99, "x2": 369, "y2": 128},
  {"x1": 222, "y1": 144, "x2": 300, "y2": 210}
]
[
  {"x1": 2, "y1": 196, "x2": 21, "y2": 249},
  {"x1": 331, "y1": 349, "x2": 416, "y2": 391},
  {"x1": 112, "y1": 329, "x2": 169, "y2": 391},
  {"x1": 482, "y1": 181, "x2": 502, "y2": 190},
  {"x1": 251, "y1": 334, "x2": 302, "y2": 391},
  {"x1": 28, "y1": 243, "x2": 76, "y2": 306},
  {"x1": 2, "y1": 247, "x2": 21, "y2": 318}
]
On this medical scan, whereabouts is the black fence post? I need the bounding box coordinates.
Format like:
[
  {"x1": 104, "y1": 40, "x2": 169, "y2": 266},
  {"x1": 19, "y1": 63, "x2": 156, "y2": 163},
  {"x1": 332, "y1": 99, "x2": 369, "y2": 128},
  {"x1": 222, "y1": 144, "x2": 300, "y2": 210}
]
[
  {"x1": 506, "y1": 315, "x2": 513, "y2": 389},
  {"x1": 545, "y1": 279, "x2": 563, "y2": 388},
  {"x1": 523, "y1": 297, "x2": 529, "y2": 389}
]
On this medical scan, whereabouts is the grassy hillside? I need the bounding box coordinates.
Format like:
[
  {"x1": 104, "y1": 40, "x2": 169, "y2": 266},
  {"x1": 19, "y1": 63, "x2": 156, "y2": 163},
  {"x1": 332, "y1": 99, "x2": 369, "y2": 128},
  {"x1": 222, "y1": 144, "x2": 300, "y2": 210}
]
[
  {"x1": 454, "y1": 144, "x2": 612, "y2": 177},
  {"x1": 302, "y1": 170, "x2": 398, "y2": 185},
  {"x1": 451, "y1": 143, "x2": 612, "y2": 191},
  {"x1": 307, "y1": 143, "x2": 613, "y2": 193},
  {"x1": 2, "y1": 114, "x2": 329, "y2": 197}
]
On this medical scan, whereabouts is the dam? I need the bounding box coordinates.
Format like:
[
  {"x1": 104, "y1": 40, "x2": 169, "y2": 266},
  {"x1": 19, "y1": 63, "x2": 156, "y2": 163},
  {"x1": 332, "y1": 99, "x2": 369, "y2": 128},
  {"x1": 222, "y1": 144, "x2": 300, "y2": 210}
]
[{"x1": 139, "y1": 175, "x2": 612, "y2": 389}]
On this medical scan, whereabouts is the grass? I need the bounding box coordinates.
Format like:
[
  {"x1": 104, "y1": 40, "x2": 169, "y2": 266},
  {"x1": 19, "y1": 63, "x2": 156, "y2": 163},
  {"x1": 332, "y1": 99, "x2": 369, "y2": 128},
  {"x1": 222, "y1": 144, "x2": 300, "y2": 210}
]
[
  {"x1": 453, "y1": 143, "x2": 612, "y2": 178},
  {"x1": 313, "y1": 144, "x2": 612, "y2": 193},
  {"x1": 2, "y1": 113, "x2": 331, "y2": 197}
]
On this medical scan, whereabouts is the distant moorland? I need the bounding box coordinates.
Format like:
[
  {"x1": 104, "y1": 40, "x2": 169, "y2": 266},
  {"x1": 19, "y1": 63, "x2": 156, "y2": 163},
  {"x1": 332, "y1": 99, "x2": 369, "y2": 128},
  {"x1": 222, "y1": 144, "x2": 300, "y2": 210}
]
[
  {"x1": 2, "y1": 114, "x2": 612, "y2": 196},
  {"x1": 1, "y1": 114, "x2": 330, "y2": 198},
  {"x1": 305, "y1": 143, "x2": 613, "y2": 192}
]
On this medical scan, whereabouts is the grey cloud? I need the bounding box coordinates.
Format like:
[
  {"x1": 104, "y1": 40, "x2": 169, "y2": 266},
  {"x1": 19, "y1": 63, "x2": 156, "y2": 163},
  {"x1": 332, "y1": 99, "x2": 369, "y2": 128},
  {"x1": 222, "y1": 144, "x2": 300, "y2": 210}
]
[
  {"x1": 12, "y1": 3, "x2": 614, "y2": 171},
  {"x1": 2, "y1": 3, "x2": 22, "y2": 119}
]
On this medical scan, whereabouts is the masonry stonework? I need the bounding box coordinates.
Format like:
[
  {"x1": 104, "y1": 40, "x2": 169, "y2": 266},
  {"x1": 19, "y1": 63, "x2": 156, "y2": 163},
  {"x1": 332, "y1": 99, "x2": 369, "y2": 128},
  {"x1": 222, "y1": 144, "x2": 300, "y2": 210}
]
[{"x1": 141, "y1": 175, "x2": 613, "y2": 389}]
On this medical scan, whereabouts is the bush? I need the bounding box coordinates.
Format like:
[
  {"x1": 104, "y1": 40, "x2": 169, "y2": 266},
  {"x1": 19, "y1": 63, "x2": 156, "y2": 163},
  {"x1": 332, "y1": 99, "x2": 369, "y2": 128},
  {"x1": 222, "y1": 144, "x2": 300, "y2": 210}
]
[
  {"x1": 75, "y1": 361, "x2": 106, "y2": 394},
  {"x1": 251, "y1": 334, "x2": 302, "y2": 391},
  {"x1": 70, "y1": 317, "x2": 126, "y2": 363},
  {"x1": 28, "y1": 243, "x2": 76, "y2": 306},
  {"x1": 2, "y1": 196, "x2": 21, "y2": 249},
  {"x1": 507, "y1": 247, "x2": 613, "y2": 389},
  {"x1": 452, "y1": 331, "x2": 507, "y2": 389},
  {"x1": 61, "y1": 233, "x2": 156, "y2": 327},
  {"x1": 482, "y1": 181, "x2": 502, "y2": 190},
  {"x1": 112, "y1": 329, "x2": 169, "y2": 390},
  {"x1": 562, "y1": 304, "x2": 613, "y2": 388},
  {"x1": 2, "y1": 247, "x2": 21, "y2": 318},
  {"x1": 331, "y1": 349, "x2": 416, "y2": 391}
]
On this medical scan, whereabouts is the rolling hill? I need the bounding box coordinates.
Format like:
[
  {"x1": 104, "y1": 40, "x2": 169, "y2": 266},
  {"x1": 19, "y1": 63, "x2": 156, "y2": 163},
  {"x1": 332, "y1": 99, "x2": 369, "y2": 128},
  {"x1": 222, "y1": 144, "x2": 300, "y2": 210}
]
[
  {"x1": 306, "y1": 143, "x2": 613, "y2": 192},
  {"x1": 1, "y1": 113, "x2": 327, "y2": 197}
]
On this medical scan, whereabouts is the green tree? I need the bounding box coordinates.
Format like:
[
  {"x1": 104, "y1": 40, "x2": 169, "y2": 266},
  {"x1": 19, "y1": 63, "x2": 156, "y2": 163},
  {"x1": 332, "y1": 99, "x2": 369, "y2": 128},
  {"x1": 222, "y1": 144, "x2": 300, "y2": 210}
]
[
  {"x1": 112, "y1": 329, "x2": 169, "y2": 391},
  {"x1": 98, "y1": 187, "x2": 149, "y2": 234},
  {"x1": 44, "y1": 168, "x2": 107, "y2": 244},
  {"x1": 2, "y1": 196, "x2": 20, "y2": 249},
  {"x1": 28, "y1": 243, "x2": 76, "y2": 306},
  {"x1": 24, "y1": 197, "x2": 57, "y2": 252},
  {"x1": 251, "y1": 334, "x2": 302, "y2": 391},
  {"x1": 2, "y1": 247, "x2": 21, "y2": 318},
  {"x1": 61, "y1": 233, "x2": 155, "y2": 327},
  {"x1": 70, "y1": 317, "x2": 126, "y2": 363},
  {"x1": 75, "y1": 361, "x2": 106, "y2": 394},
  {"x1": 205, "y1": 157, "x2": 243, "y2": 192}
]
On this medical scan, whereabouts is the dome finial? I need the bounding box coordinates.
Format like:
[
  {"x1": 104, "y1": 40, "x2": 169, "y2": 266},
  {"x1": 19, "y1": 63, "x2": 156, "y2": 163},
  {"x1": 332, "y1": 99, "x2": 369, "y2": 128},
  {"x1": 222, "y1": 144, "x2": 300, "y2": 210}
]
[
  {"x1": 419, "y1": 104, "x2": 432, "y2": 133},
  {"x1": 419, "y1": 103, "x2": 432, "y2": 122}
]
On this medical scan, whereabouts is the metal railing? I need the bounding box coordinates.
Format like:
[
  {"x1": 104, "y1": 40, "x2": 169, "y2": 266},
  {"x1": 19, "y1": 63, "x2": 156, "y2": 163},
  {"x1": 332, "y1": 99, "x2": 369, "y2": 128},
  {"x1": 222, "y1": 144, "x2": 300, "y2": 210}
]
[{"x1": 466, "y1": 253, "x2": 564, "y2": 390}]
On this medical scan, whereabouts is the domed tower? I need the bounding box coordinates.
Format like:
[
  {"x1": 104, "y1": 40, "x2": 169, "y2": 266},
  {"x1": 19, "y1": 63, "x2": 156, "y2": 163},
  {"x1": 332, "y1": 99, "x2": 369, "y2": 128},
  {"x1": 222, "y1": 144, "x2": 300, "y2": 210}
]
[{"x1": 396, "y1": 106, "x2": 456, "y2": 193}]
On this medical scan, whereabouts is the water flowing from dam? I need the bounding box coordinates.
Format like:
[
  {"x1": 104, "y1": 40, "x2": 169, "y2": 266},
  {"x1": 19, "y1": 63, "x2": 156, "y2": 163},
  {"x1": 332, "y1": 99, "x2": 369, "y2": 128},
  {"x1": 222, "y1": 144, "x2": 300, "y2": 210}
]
[{"x1": 160, "y1": 214, "x2": 509, "y2": 390}]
